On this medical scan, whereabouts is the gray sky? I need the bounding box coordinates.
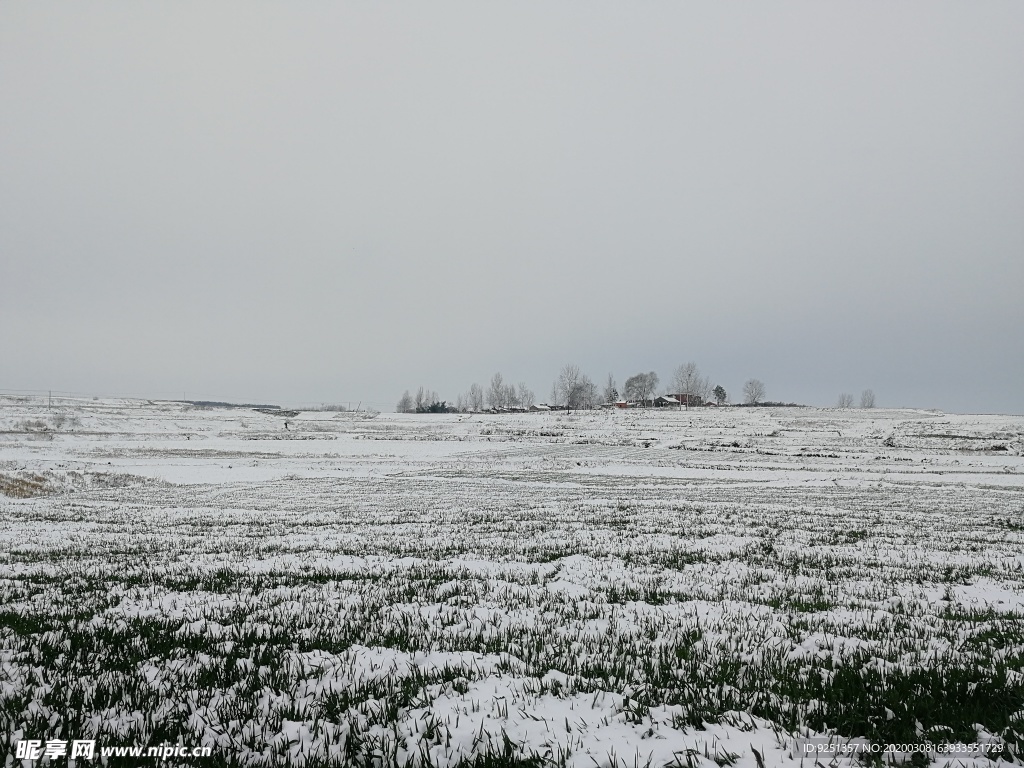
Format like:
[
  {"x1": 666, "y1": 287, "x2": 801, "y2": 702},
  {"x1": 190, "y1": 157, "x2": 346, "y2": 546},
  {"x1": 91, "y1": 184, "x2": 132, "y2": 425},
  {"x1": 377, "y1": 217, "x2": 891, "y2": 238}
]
[{"x1": 2, "y1": 3, "x2": 1022, "y2": 413}]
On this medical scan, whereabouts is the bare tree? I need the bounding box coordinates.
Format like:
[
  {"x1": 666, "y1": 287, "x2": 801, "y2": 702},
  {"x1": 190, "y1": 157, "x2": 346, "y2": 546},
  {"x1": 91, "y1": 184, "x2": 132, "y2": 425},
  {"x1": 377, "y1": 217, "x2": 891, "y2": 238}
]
[
  {"x1": 643, "y1": 371, "x2": 659, "y2": 404},
  {"x1": 396, "y1": 390, "x2": 414, "y2": 413},
  {"x1": 578, "y1": 375, "x2": 599, "y2": 410},
  {"x1": 517, "y1": 382, "x2": 535, "y2": 409},
  {"x1": 742, "y1": 379, "x2": 766, "y2": 405},
  {"x1": 487, "y1": 373, "x2": 504, "y2": 410},
  {"x1": 555, "y1": 365, "x2": 598, "y2": 411},
  {"x1": 624, "y1": 371, "x2": 659, "y2": 406},
  {"x1": 555, "y1": 364, "x2": 584, "y2": 411},
  {"x1": 837, "y1": 393, "x2": 855, "y2": 409},
  {"x1": 602, "y1": 373, "x2": 618, "y2": 404},
  {"x1": 672, "y1": 362, "x2": 713, "y2": 407},
  {"x1": 860, "y1": 389, "x2": 876, "y2": 408},
  {"x1": 695, "y1": 375, "x2": 713, "y2": 402},
  {"x1": 502, "y1": 382, "x2": 517, "y2": 409},
  {"x1": 468, "y1": 383, "x2": 484, "y2": 411},
  {"x1": 623, "y1": 374, "x2": 642, "y2": 403},
  {"x1": 412, "y1": 388, "x2": 439, "y2": 411},
  {"x1": 672, "y1": 362, "x2": 700, "y2": 407}
]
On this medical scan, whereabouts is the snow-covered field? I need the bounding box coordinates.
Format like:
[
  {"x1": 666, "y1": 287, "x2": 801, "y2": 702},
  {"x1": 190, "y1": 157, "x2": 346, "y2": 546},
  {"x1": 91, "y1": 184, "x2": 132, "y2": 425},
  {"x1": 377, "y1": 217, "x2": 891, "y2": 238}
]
[{"x1": 2, "y1": 396, "x2": 1023, "y2": 767}]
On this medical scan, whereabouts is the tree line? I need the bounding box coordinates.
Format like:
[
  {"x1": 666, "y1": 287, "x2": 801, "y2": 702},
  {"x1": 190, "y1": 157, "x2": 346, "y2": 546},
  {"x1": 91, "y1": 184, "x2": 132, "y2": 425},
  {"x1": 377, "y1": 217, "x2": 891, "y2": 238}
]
[
  {"x1": 398, "y1": 364, "x2": 879, "y2": 414},
  {"x1": 396, "y1": 374, "x2": 536, "y2": 414},
  {"x1": 393, "y1": 363, "x2": 847, "y2": 414}
]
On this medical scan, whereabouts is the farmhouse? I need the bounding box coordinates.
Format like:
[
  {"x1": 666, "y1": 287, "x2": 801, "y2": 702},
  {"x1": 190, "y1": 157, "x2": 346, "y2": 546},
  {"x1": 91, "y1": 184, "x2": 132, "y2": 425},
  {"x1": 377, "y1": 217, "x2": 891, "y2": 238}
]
[{"x1": 667, "y1": 392, "x2": 704, "y2": 407}]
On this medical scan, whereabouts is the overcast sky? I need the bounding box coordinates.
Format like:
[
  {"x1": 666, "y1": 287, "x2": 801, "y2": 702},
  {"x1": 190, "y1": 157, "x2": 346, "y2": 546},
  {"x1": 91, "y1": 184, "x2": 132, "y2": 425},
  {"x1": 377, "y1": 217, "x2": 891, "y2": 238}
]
[{"x1": 2, "y1": 3, "x2": 1022, "y2": 413}]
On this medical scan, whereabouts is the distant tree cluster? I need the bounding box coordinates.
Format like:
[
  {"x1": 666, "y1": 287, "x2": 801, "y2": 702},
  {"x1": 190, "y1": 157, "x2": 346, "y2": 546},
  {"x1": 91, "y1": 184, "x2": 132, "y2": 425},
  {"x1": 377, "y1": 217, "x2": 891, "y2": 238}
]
[
  {"x1": 396, "y1": 387, "x2": 459, "y2": 413},
  {"x1": 401, "y1": 374, "x2": 535, "y2": 414},
  {"x1": 395, "y1": 362, "x2": 797, "y2": 413},
  {"x1": 602, "y1": 373, "x2": 618, "y2": 404},
  {"x1": 672, "y1": 363, "x2": 712, "y2": 406},
  {"x1": 623, "y1": 371, "x2": 659, "y2": 406},
  {"x1": 475, "y1": 372, "x2": 535, "y2": 411},
  {"x1": 553, "y1": 365, "x2": 599, "y2": 411},
  {"x1": 836, "y1": 389, "x2": 876, "y2": 409},
  {"x1": 742, "y1": 378, "x2": 766, "y2": 405}
]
